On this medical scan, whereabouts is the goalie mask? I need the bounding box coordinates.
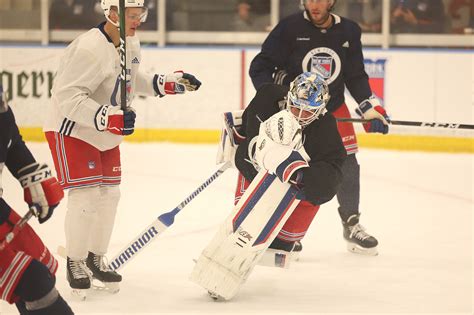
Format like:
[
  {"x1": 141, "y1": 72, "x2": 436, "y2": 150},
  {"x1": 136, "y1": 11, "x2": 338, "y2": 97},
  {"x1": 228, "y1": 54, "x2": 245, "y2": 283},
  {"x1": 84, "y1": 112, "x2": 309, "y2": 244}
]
[
  {"x1": 101, "y1": 0, "x2": 148, "y2": 27},
  {"x1": 287, "y1": 72, "x2": 330, "y2": 127}
]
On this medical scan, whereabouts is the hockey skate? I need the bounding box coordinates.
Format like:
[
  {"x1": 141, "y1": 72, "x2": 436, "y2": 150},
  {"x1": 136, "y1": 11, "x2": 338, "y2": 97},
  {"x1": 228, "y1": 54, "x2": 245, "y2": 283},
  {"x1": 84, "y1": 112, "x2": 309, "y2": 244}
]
[
  {"x1": 258, "y1": 238, "x2": 300, "y2": 268},
  {"x1": 343, "y1": 214, "x2": 378, "y2": 256},
  {"x1": 66, "y1": 257, "x2": 91, "y2": 301},
  {"x1": 86, "y1": 252, "x2": 122, "y2": 294}
]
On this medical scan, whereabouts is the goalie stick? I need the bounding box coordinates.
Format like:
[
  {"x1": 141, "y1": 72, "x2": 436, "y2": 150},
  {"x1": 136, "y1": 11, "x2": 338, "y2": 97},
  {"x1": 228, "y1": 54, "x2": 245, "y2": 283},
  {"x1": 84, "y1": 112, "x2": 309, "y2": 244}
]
[
  {"x1": 107, "y1": 162, "x2": 232, "y2": 271},
  {"x1": 337, "y1": 118, "x2": 474, "y2": 130}
]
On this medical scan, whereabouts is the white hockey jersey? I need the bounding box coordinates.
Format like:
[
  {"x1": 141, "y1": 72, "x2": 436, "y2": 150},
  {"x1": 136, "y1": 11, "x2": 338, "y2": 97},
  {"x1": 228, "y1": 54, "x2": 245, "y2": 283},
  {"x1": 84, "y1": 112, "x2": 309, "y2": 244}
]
[{"x1": 44, "y1": 24, "x2": 156, "y2": 151}]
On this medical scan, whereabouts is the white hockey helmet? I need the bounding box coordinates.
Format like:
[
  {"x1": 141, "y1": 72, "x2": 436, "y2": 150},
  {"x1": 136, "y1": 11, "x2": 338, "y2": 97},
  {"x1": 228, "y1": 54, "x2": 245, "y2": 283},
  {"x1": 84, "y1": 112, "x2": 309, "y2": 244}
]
[
  {"x1": 101, "y1": 0, "x2": 148, "y2": 26},
  {"x1": 287, "y1": 72, "x2": 330, "y2": 126}
]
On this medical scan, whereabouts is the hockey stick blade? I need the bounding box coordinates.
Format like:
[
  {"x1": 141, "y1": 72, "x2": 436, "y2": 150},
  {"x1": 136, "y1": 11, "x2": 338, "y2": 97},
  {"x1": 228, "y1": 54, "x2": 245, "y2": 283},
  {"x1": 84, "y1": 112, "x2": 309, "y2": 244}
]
[
  {"x1": 337, "y1": 118, "x2": 474, "y2": 130},
  {"x1": 108, "y1": 162, "x2": 232, "y2": 271}
]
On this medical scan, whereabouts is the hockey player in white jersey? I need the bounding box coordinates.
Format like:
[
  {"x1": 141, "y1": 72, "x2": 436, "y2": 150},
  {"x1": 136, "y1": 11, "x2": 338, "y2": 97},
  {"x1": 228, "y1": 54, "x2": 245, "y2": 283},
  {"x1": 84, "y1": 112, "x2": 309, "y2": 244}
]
[{"x1": 43, "y1": 0, "x2": 201, "y2": 299}]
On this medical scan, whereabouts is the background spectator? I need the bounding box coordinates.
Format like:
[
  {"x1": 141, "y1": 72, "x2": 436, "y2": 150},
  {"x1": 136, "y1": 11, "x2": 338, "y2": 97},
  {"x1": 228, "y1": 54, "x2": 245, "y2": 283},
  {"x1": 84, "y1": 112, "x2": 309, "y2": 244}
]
[
  {"x1": 391, "y1": 0, "x2": 446, "y2": 33},
  {"x1": 448, "y1": 0, "x2": 474, "y2": 33},
  {"x1": 233, "y1": 0, "x2": 270, "y2": 31},
  {"x1": 49, "y1": 0, "x2": 101, "y2": 30}
]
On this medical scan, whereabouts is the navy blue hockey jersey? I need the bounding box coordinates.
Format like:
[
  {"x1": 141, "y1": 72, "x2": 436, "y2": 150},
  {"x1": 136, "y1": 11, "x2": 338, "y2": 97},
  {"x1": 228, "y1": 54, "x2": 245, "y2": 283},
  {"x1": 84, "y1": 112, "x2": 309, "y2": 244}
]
[{"x1": 249, "y1": 12, "x2": 372, "y2": 113}]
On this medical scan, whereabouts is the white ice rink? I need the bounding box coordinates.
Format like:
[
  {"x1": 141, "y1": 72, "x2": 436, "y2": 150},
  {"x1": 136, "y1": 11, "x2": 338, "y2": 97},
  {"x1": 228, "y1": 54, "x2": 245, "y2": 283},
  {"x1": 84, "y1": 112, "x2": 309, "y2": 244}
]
[{"x1": 0, "y1": 142, "x2": 472, "y2": 315}]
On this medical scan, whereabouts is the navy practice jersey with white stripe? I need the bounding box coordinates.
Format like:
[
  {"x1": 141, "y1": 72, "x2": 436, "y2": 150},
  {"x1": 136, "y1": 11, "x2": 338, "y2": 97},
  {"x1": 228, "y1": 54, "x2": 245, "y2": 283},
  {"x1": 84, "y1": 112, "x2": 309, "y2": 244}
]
[
  {"x1": 0, "y1": 107, "x2": 36, "y2": 221},
  {"x1": 249, "y1": 12, "x2": 372, "y2": 113},
  {"x1": 235, "y1": 83, "x2": 347, "y2": 206}
]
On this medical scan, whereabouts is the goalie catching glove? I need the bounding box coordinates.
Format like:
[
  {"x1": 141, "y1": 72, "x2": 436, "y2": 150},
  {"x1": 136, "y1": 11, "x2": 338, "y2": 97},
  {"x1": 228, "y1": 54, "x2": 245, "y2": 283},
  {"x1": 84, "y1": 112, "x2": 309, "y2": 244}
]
[
  {"x1": 355, "y1": 96, "x2": 390, "y2": 134},
  {"x1": 18, "y1": 163, "x2": 64, "y2": 224},
  {"x1": 94, "y1": 104, "x2": 136, "y2": 136},
  {"x1": 153, "y1": 71, "x2": 202, "y2": 97},
  {"x1": 252, "y1": 110, "x2": 309, "y2": 183}
]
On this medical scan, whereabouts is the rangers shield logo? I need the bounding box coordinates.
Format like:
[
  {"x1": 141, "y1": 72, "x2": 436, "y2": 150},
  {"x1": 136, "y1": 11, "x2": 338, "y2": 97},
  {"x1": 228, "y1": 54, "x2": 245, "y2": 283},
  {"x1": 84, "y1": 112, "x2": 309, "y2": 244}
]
[
  {"x1": 364, "y1": 59, "x2": 387, "y2": 104},
  {"x1": 311, "y1": 56, "x2": 333, "y2": 79}
]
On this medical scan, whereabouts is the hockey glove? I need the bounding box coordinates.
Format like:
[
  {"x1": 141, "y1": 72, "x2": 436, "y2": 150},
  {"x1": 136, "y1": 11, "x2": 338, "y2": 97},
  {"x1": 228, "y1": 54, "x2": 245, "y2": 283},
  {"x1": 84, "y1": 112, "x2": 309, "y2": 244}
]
[
  {"x1": 355, "y1": 96, "x2": 390, "y2": 134},
  {"x1": 216, "y1": 110, "x2": 245, "y2": 166},
  {"x1": 95, "y1": 104, "x2": 136, "y2": 136},
  {"x1": 18, "y1": 163, "x2": 64, "y2": 224},
  {"x1": 253, "y1": 111, "x2": 309, "y2": 183},
  {"x1": 153, "y1": 71, "x2": 202, "y2": 97}
]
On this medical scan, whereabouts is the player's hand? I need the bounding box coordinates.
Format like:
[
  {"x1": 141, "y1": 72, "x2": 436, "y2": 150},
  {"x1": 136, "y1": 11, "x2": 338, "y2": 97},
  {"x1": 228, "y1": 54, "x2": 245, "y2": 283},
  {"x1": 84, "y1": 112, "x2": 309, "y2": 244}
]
[
  {"x1": 253, "y1": 111, "x2": 308, "y2": 182},
  {"x1": 18, "y1": 163, "x2": 64, "y2": 224},
  {"x1": 356, "y1": 97, "x2": 390, "y2": 134},
  {"x1": 95, "y1": 104, "x2": 136, "y2": 136},
  {"x1": 153, "y1": 71, "x2": 201, "y2": 97}
]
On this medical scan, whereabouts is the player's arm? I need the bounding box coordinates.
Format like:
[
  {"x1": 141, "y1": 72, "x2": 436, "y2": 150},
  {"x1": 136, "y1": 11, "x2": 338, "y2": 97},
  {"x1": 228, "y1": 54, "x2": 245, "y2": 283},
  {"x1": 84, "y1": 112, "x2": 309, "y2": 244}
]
[
  {"x1": 135, "y1": 70, "x2": 201, "y2": 97},
  {"x1": 53, "y1": 48, "x2": 109, "y2": 127},
  {"x1": 299, "y1": 115, "x2": 347, "y2": 205},
  {"x1": 343, "y1": 23, "x2": 390, "y2": 134},
  {"x1": 0, "y1": 103, "x2": 63, "y2": 223},
  {"x1": 343, "y1": 23, "x2": 372, "y2": 102},
  {"x1": 54, "y1": 48, "x2": 136, "y2": 136},
  {"x1": 249, "y1": 22, "x2": 292, "y2": 89}
]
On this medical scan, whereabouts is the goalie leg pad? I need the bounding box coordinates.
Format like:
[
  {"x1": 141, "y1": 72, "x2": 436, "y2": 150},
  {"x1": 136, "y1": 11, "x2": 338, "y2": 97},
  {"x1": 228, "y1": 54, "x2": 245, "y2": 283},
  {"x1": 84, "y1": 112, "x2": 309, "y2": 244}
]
[{"x1": 190, "y1": 171, "x2": 301, "y2": 300}]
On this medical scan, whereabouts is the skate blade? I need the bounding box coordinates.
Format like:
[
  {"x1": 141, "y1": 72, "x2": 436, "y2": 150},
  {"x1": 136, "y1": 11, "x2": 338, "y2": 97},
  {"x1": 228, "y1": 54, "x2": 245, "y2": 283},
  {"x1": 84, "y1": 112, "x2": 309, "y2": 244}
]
[
  {"x1": 258, "y1": 249, "x2": 292, "y2": 268},
  {"x1": 70, "y1": 288, "x2": 88, "y2": 301},
  {"x1": 346, "y1": 242, "x2": 378, "y2": 256},
  {"x1": 92, "y1": 279, "x2": 120, "y2": 294},
  {"x1": 208, "y1": 291, "x2": 224, "y2": 301}
]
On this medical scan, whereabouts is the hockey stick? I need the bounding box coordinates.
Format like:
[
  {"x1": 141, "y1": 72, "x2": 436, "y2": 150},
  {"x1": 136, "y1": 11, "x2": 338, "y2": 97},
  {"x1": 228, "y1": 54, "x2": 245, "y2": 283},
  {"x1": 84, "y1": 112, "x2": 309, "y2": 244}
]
[
  {"x1": 337, "y1": 118, "x2": 474, "y2": 130},
  {"x1": 0, "y1": 205, "x2": 38, "y2": 251},
  {"x1": 118, "y1": 0, "x2": 127, "y2": 111},
  {"x1": 107, "y1": 162, "x2": 232, "y2": 271}
]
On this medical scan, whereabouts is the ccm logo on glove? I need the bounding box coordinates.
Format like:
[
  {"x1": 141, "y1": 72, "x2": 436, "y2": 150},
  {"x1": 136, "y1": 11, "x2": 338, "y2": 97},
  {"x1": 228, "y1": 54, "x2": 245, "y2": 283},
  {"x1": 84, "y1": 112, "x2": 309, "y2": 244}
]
[{"x1": 95, "y1": 104, "x2": 136, "y2": 136}]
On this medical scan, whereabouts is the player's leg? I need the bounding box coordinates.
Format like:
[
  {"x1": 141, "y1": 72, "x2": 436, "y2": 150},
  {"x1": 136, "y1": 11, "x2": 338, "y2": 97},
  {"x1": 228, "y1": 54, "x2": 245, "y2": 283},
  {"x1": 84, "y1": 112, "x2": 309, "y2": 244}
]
[
  {"x1": 333, "y1": 104, "x2": 378, "y2": 255},
  {"x1": 0, "y1": 202, "x2": 73, "y2": 314},
  {"x1": 14, "y1": 260, "x2": 74, "y2": 315},
  {"x1": 86, "y1": 146, "x2": 122, "y2": 290},
  {"x1": 45, "y1": 132, "x2": 104, "y2": 295},
  {"x1": 262, "y1": 200, "x2": 319, "y2": 267}
]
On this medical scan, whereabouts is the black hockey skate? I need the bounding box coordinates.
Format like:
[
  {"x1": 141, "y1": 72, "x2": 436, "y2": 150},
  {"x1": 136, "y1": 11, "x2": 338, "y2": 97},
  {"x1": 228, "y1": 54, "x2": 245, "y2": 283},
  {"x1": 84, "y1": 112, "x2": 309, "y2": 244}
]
[
  {"x1": 66, "y1": 257, "x2": 91, "y2": 301},
  {"x1": 292, "y1": 240, "x2": 303, "y2": 261},
  {"x1": 86, "y1": 252, "x2": 122, "y2": 293},
  {"x1": 343, "y1": 214, "x2": 378, "y2": 256}
]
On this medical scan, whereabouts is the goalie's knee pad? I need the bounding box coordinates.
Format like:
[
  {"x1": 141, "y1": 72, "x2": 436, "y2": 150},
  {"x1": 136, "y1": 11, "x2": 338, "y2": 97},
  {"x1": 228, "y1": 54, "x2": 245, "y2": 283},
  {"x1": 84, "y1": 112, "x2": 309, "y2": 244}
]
[{"x1": 14, "y1": 259, "x2": 73, "y2": 314}]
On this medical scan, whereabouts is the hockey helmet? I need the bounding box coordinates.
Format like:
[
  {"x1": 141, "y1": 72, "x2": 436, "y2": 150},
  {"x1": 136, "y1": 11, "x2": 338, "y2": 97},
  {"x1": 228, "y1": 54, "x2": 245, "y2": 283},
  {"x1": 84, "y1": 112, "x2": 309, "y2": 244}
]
[
  {"x1": 101, "y1": 0, "x2": 148, "y2": 26},
  {"x1": 287, "y1": 72, "x2": 330, "y2": 126}
]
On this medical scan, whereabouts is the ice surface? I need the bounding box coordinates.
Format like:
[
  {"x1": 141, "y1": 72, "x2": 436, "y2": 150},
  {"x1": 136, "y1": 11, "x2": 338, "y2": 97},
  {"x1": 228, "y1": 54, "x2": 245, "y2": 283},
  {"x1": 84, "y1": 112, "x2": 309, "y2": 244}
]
[{"x1": 1, "y1": 143, "x2": 472, "y2": 315}]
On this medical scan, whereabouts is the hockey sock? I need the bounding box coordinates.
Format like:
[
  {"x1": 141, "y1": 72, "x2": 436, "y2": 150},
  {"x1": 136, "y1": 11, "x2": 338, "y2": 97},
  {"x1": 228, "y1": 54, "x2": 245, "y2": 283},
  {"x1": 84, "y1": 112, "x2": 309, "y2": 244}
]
[
  {"x1": 276, "y1": 200, "x2": 320, "y2": 243},
  {"x1": 88, "y1": 185, "x2": 120, "y2": 255},
  {"x1": 14, "y1": 259, "x2": 74, "y2": 315},
  {"x1": 65, "y1": 186, "x2": 101, "y2": 259}
]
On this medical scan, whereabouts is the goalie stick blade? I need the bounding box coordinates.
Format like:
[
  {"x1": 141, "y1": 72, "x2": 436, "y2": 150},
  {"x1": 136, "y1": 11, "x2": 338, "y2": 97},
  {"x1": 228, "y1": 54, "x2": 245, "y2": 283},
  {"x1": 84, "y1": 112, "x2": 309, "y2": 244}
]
[
  {"x1": 108, "y1": 219, "x2": 169, "y2": 271},
  {"x1": 190, "y1": 171, "x2": 300, "y2": 300}
]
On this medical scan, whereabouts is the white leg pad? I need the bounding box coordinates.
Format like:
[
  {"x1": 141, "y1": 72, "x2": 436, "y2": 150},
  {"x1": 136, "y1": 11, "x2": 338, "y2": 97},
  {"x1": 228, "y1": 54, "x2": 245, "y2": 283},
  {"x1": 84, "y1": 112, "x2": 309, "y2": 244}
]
[{"x1": 190, "y1": 171, "x2": 300, "y2": 300}]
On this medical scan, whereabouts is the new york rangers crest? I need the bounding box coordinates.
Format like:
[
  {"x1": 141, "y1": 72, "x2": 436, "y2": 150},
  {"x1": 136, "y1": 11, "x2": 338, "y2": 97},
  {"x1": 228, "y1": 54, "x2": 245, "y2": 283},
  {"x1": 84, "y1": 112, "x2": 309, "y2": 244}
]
[
  {"x1": 302, "y1": 47, "x2": 341, "y2": 84},
  {"x1": 312, "y1": 56, "x2": 332, "y2": 79},
  {"x1": 364, "y1": 59, "x2": 387, "y2": 103}
]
